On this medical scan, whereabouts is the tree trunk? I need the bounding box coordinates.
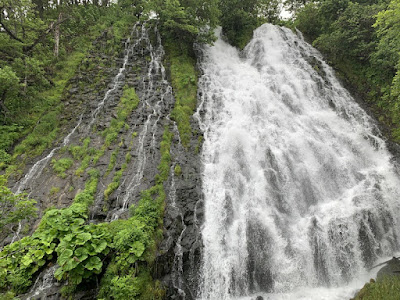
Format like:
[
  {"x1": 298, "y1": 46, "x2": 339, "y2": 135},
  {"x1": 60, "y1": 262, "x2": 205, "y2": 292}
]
[{"x1": 54, "y1": 13, "x2": 62, "y2": 57}]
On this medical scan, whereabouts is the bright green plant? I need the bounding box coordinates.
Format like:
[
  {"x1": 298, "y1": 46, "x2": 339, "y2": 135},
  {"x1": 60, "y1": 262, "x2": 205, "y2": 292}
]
[
  {"x1": 103, "y1": 85, "x2": 140, "y2": 147},
  {"x1": 51, "y1": 158, "x2": 74, "y2": 178},
  {"x1": 105, "y1": 150, "x2": 119, "y2": 176},
  {"x1": 174, "y1": 164, "x2": 182, "y2": 176},
  {"x1": 166, "y1": 41, "x2": 197, "y2": 148},
  {"x1": 99, "y1": 127, "x2": 172, "y2": 299}
]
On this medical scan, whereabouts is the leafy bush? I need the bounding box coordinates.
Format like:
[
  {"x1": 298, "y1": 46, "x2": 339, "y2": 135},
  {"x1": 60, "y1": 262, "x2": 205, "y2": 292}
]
[{"x1": 0, "y1": 167, "x2": 101, "y2": 294}]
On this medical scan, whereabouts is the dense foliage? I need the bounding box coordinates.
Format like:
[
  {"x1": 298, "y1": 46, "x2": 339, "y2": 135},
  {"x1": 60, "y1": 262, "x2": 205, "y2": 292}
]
[{"x1": 290, "y1": 0, "x2": 400, "y2": 141}]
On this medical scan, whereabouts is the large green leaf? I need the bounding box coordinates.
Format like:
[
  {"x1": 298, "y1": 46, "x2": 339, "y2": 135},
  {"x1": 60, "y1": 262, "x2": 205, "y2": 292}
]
[
  {"x1": 84, "y1": 256, "x2": 102, "y2": 271},
  {"x1": 58, "y1": 249, "x2": 73, "y2": 266},
  {"x1": 130, "y1": 241, "x2": 145, "y2": 257},
  {"x1": 74, "y1": 247, "x2": 89, "y2": 262},
  {"x1": 54, "y1": 267, "x2": 64, "y2": 280},
  {"x1": 63, "y1": 258, "x2": 80, "y2": 271},
  {"x1": 93, "y1": 240, "x2": 108, "y2": 253},
  {"x1": 76, "y1": 232, "x2": 91, "y2": 245}
]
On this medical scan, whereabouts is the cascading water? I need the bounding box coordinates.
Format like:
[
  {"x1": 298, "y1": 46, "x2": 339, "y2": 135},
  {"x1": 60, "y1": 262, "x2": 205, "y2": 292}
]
[
  {"x1": 109, "y1": 25, "x2": 174, "y2": 219},
  {"x1": 14, "y1": 114, "x2": 83, "y2": 195},
  {"x1": 14, "y1": 23, "x2": 138, "y2": 198},
  {"x1": 198, "y1": 24, "x2": 400, "y2": 300}
]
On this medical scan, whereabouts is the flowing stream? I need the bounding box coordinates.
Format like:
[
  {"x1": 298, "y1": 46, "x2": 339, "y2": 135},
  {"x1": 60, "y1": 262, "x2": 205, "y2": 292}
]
[{"x1": 198, "y1": 24, "x2": 400, "y2": 300}]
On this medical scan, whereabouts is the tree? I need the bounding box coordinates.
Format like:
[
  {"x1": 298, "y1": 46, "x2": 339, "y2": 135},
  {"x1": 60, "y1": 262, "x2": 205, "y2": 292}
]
[
  {"x1": 374, "y1": 0, "x2": 400, "y2": 128},
  {"x1": 152, "y1": 0, "x2": 219, "y2": 46},
  {"x1": 0, "y1": 67, "x2": 19, "y2": 117},
  {"x1": 219, "y1": 0, "x2": 281, "y2": 49},
  {"x1": 284, "y1": 0, "x2": 315, "y2": 13},
  {"x1": 314, "y1": 2, "x2": 381, "y2": 62}
]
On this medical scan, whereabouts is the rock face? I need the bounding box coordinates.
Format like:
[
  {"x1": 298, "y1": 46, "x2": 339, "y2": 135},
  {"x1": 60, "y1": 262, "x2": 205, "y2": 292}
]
[
  {"x1": 8, "y1": 23, "x2": 204, "y2": 299},
  {"x1": 157, "y1": 118, "x2": 203, "y2": 300},
  {"x1": 377, "y1": 257, "x2": 400, "y2": 280}
]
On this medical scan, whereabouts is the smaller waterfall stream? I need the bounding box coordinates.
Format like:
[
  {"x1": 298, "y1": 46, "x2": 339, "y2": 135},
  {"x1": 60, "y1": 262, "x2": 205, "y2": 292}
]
[
  {"x1": 109, "y1": 26, "x2": 174, "y2": 219},
  {"x1": 14, "y1": 114, "x2": 84, "y2": 195},
  {"x1": 198, "y1": 25, "x2": 400, "y2": 300},
  {"x1": 168, "y1": 162, "x2": 188, "y2": 298},
  {"x1": 85, "y1": 23, "x2": 141, "y2": 132},
  {"x1": 25, "y1": 265, "x2": 58, "y2": 300},
  {"x1": 14, "y1": 23, "x2": 138, "y2": 198}
]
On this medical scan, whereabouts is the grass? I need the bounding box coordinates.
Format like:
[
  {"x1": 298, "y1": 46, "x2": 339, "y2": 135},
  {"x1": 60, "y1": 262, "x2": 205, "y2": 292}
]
[
  {"x1": 352, "y1": 277, "x2": 400, "y2": 300},
  {"x1": 105, "y1": 150, "x2": 119, "y2": 176},
  {"x1": 165, "y1": 41, "x2": 197, "y2": 148},
  {"x1": 99, "y1": 127, "x2": 173, "y2": 299},
  {"x1": 103, "y1": 85, "x2": 140, "y2": 147},
  {"x1": 51, "y1": 158, "x2": 74, "y2": 178}
]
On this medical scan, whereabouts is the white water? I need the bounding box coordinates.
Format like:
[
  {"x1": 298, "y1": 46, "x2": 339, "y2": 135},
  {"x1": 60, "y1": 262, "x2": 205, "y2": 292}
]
[
  {"x1": 14, "y1": 114, "x2": 84, "y2": 195},
  {"x1": 110, "y1": 26, "x2": 173, "y2": 219},
  {"x1": 169, "y1": 162, "x2": 188, "y2": 298},
  {"x1": 26, "y1": 265, "x2": 57, "y2": 300},
  {"x1": 198, "y1": 24, "x2": 400, "y2": 300},
  {"x1": 14, "y1": 24, "x2": 139, "y2": 198},
  {"x1": 86, "y1": 23, "x2": 141, "y2": 132}
]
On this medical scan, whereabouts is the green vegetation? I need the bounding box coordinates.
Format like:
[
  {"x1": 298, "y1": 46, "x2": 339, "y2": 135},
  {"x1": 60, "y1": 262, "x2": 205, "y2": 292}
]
[
  {"x1": 0, "y1": 176, "x2": 37, "y2": 240},
  {"x1": 351, "y1": 277, "x2": 400, "y2": 300},
  {"x1": 104, "y1": 162, "x2": 127, "y2": 202},
  {"x1": 106, "y1": 150, "x2": 119, "y2": 176},
  {"x1": 103, "y1": 85, "x2": 140, "y2": 147},
  {"x1": 99, "y1": 127, "x2": 172, "y2": 299},
  {"x1": 0, "y1": 2, "x2": 136, "y2": 178},
  {"x1": 166, "y1": 41, "x2": 198, "y2": 148},
  {"x1": 51, "y1": 158, "x2": 74, "y2": 178},
  {"x1": 290, "y1": 0, "x2": 400, "y2": 142},
  {"x1": 50, "y1": 187, "x2": 60, "y2": 195},
  {"x1": 219, "y1": 0, "x2": 280, "y2": 49},
  {"x1": 174, "y1": 164, "x2": 182, "y2": 176},
  {"x1": 0, "y1": 168, "x2": 100, "y2": 294},
  {"x1": 152, "y1": 0, "x2": 219, "y2": 45}
]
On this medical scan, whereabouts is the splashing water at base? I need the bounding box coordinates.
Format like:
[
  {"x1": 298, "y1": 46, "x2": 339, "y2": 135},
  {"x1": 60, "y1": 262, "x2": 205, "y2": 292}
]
[{"x1": 198, "y1": 24, "x2": 400, "y2": 300}]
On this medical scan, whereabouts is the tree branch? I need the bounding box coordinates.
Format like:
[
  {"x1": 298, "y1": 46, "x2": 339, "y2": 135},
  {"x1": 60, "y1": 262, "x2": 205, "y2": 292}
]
[
  {"x1": 23, "y1": 16, "x2": 69, "y2": 53},
  {"x1": 0, "y1": 7, "x2": 24, "y2": 44}
]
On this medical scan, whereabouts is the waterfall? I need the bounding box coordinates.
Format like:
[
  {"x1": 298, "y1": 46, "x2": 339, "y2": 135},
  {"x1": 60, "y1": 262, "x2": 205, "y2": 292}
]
[
  {"x1": 198, "y1": 24, "x2": 400, "y2": 299},
  {"x1": 109, "y1": 25, "x2": 174, "y2": 219}
]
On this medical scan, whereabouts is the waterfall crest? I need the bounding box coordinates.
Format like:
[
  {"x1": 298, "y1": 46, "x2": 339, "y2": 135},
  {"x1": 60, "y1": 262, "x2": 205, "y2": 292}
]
[{"x1": 198, "y1": 24, "x2": 400, "y2": 299}]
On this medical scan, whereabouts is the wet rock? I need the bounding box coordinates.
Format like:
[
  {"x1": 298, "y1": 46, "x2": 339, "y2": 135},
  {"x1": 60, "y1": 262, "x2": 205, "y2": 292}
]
[{"x1": 377, "y1": 257, "x2": 400, "y2": 280}]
